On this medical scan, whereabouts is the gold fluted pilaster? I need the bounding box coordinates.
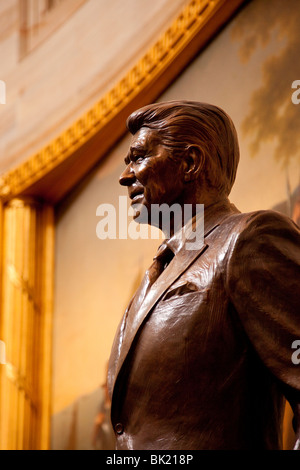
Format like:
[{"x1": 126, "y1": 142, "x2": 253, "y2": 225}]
[{"x1": 0, "y1": 198, "x2": 54, "y2": 450}]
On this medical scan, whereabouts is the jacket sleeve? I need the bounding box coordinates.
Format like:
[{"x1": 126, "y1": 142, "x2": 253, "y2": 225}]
[{"x1": 226, "y1": 210, "x2": 300, "y2": 394}]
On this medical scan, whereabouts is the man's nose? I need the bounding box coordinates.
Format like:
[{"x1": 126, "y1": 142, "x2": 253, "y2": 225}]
[{"x1": 119, "y1": 165, "x2": 135, "y2": 186}]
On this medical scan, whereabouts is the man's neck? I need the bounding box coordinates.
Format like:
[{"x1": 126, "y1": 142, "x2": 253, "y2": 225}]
[{"x1": 160, "y1": 196, "x2": 232, "y2": 238}]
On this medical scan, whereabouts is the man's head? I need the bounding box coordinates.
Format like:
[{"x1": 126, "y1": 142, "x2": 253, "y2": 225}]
[{"x1": 120, "y1": 100, "x2": 240, "y2": 224}]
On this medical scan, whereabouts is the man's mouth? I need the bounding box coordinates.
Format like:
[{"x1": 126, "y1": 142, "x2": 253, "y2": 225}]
[{"x1": 129, "y1": 189, "x2": 144, "y2": 203}]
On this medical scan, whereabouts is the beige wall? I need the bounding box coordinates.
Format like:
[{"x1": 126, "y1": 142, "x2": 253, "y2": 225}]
[
  {"x1": 0, "y1": 0, "x2": 187, "y2": 173},
  {"x1": 52, "y1": 0, "x2": 299, "y2": 449}
]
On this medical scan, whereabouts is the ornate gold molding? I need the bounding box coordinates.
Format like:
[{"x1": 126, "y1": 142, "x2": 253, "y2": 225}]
[
  {"x1": 5, "y1": 361, "x2": 36, "y2": 408},
  {"x1": 0, "y1": 0, "x2": 246, "y2": 202},
  {"x1": 7, "y1": 262, "x2": 40, "y2": 314}
]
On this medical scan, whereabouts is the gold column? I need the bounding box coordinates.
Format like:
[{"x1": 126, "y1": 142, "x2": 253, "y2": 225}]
[{"x1": 0, "y1": 198, "x2": 54, "y2": 450}]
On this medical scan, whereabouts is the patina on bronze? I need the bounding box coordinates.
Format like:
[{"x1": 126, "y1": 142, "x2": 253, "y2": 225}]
[{"x1": 107, "y1": 101, "x2": 300, "y2": 450}]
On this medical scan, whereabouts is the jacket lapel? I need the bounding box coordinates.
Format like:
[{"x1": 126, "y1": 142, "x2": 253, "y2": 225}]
[
  {"x1": 110, "y1": 201, "x2": 239, "y2": 392},
  {"x1": 112, "y1": 241, "x2": 208, "y2": 386}
]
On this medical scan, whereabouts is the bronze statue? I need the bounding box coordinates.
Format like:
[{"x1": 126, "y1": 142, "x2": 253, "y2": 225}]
[{"x1": 107, "y1": 100, "x2": 300, "y2": 450}]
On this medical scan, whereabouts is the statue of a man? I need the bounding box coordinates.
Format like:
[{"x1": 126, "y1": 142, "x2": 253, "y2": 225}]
[{"x1": 107, "y1": 101, "x2": 300, "y2": 450}]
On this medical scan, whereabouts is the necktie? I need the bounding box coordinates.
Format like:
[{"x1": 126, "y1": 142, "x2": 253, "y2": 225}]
[
  {"x1": 146, "y1": 243, "x2": 175, "y2": 289},
  {"x1": 121, "y1": 243, "x2": 174, "y2": 344},
  {"x1": 130, "y1": 243, "x2": 174, "y2": 313},
  {"x1": 135, "y1": 243, "x2": 174, "y2": 308}
]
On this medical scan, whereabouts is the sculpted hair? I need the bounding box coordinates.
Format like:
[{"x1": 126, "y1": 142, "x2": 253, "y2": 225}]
[{"x1": 126, "y1": 100, "x2": 240, "y2": 196}]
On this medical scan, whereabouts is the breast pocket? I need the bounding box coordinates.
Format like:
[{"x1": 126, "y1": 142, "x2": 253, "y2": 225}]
[
  {"x1": 162, "y1": 282, "x2": 206, "y2": 301},
  {"x1": 146, "y1": 290, "x2": 209, "y2": 348},
  {"x1": 156, "y1": 288, "x2": 209, "y2": 317}
]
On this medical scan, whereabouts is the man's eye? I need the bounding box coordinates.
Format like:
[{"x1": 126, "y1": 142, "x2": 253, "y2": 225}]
[{"x1": 132, "y1": 154, "x2": 144, "y2": 163}]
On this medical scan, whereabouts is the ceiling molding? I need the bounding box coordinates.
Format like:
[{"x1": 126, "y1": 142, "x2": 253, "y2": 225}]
[{"x1": 0, "y1": 0, "x2": 247, "y2": 204}]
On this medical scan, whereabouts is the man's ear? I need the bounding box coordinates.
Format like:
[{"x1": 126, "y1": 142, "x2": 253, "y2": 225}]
[{"x1": 182, "y1": 145, "x2": 204, "y2": 182}]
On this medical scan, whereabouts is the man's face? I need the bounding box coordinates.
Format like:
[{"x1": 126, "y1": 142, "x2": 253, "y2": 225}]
[{"x1": 119, "y1": 127, "x2": 185, "y2": 223}]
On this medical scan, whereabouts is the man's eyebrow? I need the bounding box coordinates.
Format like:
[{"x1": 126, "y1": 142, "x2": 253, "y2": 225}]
[
  {"x1": 130, "y1": 143, "x2": 144, "y2": 153},
  {"x1": 124, "y1": 144, "x2": 145, "y2": 163}
]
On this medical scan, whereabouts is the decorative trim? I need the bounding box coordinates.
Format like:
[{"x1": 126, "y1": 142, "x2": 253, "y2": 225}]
[
  {"x1": 7, "y1": 263, "x2": 40, "y2": 314},
  {"x1": 5, "y1": 361, "x2": 36, "y2": 409},
  {"x1": 0, "y1": 0, "x2": 246, "y2": 202}
]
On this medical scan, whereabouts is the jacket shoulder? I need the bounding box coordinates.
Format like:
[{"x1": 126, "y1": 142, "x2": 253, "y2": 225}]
[
  {"x1": 214, "y1": 209, "x2": 300, "y2": 272},
  {"x1": 220, "y1": 208, "x2": 299, "y2": 238}
]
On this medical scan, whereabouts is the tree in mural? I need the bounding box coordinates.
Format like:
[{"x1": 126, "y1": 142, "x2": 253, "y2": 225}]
[{"x1": 231, "y1": 0, "x2": 300, "y2": 169}]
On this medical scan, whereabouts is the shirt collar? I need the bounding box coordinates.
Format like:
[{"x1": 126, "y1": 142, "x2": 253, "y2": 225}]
[{"x1": 163, "y1": 198, "x2": 239, "y2": 256}]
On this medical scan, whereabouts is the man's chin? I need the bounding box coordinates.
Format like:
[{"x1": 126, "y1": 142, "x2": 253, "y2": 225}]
[{"x1": 131, "y1": 203, "x2": 150, "y2": 224}]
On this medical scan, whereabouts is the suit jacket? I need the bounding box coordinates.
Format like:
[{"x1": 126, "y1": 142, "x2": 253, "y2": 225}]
[{"x1": 107, "y1": 200, "x2": 300, "y2": 450}]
